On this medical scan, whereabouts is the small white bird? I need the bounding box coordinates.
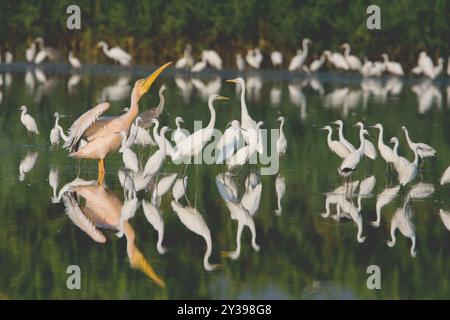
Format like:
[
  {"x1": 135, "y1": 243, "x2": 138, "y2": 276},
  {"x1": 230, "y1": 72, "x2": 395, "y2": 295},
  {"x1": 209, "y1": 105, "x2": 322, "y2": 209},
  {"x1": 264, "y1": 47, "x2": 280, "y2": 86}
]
[
  {"x1": 288, "y1": 38, "x2": 311, "y2": 71},
  {"x1": 275, "y1": 174, "x2": 286, "y2": 215},
  {"x1": 324, "y1": 50, "x2": 349, "y2": 71},
  {"x1": 202, "y1": 50, "x2": 222, "y2": 70},
  {"x1": 321, "y1": 125, "x2": 351, "y2": 159},
  {"x1": 50, "y1": 112, "x2": 64, "y2": 146},
  {"x1": 341, "y1": 43, "x2": 362, "y2": 70},
  {"x1": 236, "y1": 53, "x2": 245, "y2": 71},
  {"x1": 389, "y1": 137, "x2": 421, "y2": 186},
  {"x1": 401, "y1": 126, "x2": 436, "y2": 159},
  {"x1": 332, "y1": 120, "x2": 355, "y2": 153},
  {"x1": 191, "y1": 57, "x2": 207, "y2": 72},
  {"x1": 127, "y1": 116, "x2": 155, "y2": 147},
  {"x1": 68, "y1": 51, "x2": 82, "y2": 68},
  {"x1": 96, "y1": 41, "x2": 132, "y2": 65},
  {"x1": 338, "y1": 127, "x2": 368, "y2": 178},
  {"x1": 151, "y1": 173, "x2": 177, "y2": 206},
  {"x1": 19, "y1": 105, "x2": 39, "y2": 134},
  {"x1": 370, "y1": 123, "x2": 397, "y2": 165},
  {"x1": 276, "y1": 116, "x2": 287, "y2": 156},
  {"x1": 382, "y1": 53, "x2": 404, "y2": 76},
  {"x1": 144, "y1": 121, "x2": 168, "y2": 177},
  {"x1": 26, "y1": 42, "x2": 36, "y2": 62},
  {"x1": 440, "y1": 165, "x2": 450, "y2": 185},
  {"x1": 175, "y1": 44, "x2": 194, "y2": 69},
  {"x1": 309, "y1": 53, "x2": 326, "y2": 72},
  {"x1": 142, "y1": 199, "x2": 167, "y2": 254},
  {"x1": 354, "y1": 122, "x2": 377, "y2": 160},
  {"x1": 227, "y1": 121, "x2": 263, "y2": 169},
  {"x1": 173, "y1": 116, "x2": 188, "y2": 146},
  {"x1": 172, "y1": 176, "x2": 188, "y2": 202},
  {"x1": 215, "y1": 120, "x2": 242, "y2": 164},
  {"x1": 119, "y1": 131, "x2": 139, "y2": 173},
  {"x1": 271, "y1": 51, "x2": 283, "y2": 67}
]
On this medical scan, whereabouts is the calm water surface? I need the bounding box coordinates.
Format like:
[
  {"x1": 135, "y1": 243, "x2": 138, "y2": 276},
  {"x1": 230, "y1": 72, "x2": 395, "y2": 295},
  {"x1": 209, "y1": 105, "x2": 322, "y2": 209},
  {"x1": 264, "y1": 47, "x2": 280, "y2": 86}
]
[{"x1": 0, "y1": 65, "x2": 449, "y2": 299}]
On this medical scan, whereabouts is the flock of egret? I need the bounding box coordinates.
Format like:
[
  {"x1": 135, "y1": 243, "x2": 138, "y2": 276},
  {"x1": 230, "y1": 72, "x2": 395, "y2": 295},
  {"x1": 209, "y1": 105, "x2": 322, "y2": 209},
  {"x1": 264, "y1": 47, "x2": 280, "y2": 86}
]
[{"x1": 2, "y1": 38, "x2": 450, "y2": 80}]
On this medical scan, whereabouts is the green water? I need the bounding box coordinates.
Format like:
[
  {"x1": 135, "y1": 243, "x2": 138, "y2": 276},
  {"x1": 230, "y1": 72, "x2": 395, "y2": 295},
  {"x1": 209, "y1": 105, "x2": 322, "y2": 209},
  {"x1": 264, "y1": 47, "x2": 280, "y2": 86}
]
[{"x1": 0, "y1": 68, "x2": 449, "y2": 299}]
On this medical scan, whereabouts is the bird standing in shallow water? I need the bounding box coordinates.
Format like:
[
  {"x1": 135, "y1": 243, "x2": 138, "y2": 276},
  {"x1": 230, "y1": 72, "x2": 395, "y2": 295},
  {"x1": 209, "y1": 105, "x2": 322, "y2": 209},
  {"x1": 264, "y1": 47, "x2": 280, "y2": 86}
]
[{"x1": 19, "y1": 105, "x2": 39, "y2": 135}]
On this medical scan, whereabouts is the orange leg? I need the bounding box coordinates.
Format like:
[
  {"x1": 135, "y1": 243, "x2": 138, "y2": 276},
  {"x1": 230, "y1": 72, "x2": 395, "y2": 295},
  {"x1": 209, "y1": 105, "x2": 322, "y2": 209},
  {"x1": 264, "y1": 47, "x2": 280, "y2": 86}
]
[{"x1": 98, "y1": 159, "x2": 105, "y2": 185}]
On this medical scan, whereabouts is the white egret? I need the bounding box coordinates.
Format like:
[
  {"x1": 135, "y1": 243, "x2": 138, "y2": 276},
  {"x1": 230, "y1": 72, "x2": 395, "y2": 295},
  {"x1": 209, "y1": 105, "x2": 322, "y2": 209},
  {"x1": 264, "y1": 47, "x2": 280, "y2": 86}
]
[
  {"x1": 355, "y1": 122, "x2": 377, "y2": 160},
  {"x1": 338, "y1": 127, "x2": 368, "y2": 179},
  {"x1": 341, "y1": 43, "x2": 361, "y2": 70},
  {"x1": 50, "y1": 112, "x2": 64, "y2": 145},
  {"x1": 372, "y1": 185, "x2": 400, "y2": 227},
  {"x1": 119, "y1": 131, "x2": 139, "y2": 173},
  {"x1": 275, "y1": 174, "x2": 286, "y2": 215},
  {"x1": 171, "y1": 201, "x2": 221, "y2": 271},
  {"x1": 26, "y1": 42, "x2": 36, "y2": 62},
  {"x1": 175, "y1": 44, "x2": 193, "y2": 69},
  {"x1": 332, "y1": 120, "x2": 355, "y2": 152},
  {"x1": 172, "y1": 176, "x2": 188, "y2": 202},
  {"x1": 409, "y1": 183, "x2": 434, "y2": 199},
  {"x1": 117, "y1": 197, "x2": 138, "y2": 238},
  {"x1": 151, "y1": 173, "x2": 177, "y2": 206},
  {"x1": 401, "y1": 126, "x2": 436, "y2": 158},
  {"x1": 276, "y1": 116, "x2": 287, "y2": 156},
  {"x1": 96, "y1": 41, "x2": 132, "y2": 65},
  {"x1": 215, "y1": 172, "x2": 238, "y2": 202},
  {"x1": 191, "y1": 57, "x2": 207, "y2": 72},
  {"x1": 215, "y1": 120, "x2": 242, "y2": 164},
  {"x1": 142, "y1": 199, "x2": 167, "y2": 254},
  {"x1": 440, "y1": 165, "x2": 450, "y2": 185},
  {"x1": 172, "y1": 94, "x2": 228, "y2": 162},
  {"x1": 127, "y1": 116, "x2": 155, "y2": 147},
  {"x1": 271, "y1": 51, "x2": 283, "y2": 67},
  {"x1": 19, "y1": 105, "x2": 39, "y2": 135},
  {"x1": 5, "y1": 51, "x2": 13, "y2": 64},
  {"x1": 370, "y1": 123, "x2": 397, "y2": 166},
  {"x1": 428, "y1": 58, "x2": 444, "y2": 79},
  {"x1": 118, "y1": 170, "x2": 137, "y2": 200},
  {"x1": 381, "y1": 53, "x2": 404, "y2": 76},
  {"x1": 414, "y1": 51, "x2": 434, "y2": 77},
  {"x1": 241, "y1": 181, "x2": 262, "y2": 217},
  {"x1": 202, "y1": 50, "x2": 222, "y2": 70},
  {"x1": 227, "y1": 122, "x2": 264, "y2": 170},
  {"x1": 321, "y1": 125, "x2": 351, "y2": 159},
  {"x1": 173, "y1": 116, "x2": 188, "y2": 146},
  {"x1": 309, "y1": 53, "x2": 326, "y2": 72},
  {"x1": 236, "y1": 53, "x2": 245, "y2": 71},
  {"x1": 34, "y1": 37, "x2": 59, "y2": 63},
  {"x1": 226, "y1": 77, "x2": 263, "y2": 154},
  {"x1": 245, "y1": 49, "x2": 261, "y2": 69},
  {"x1": 324, "y1": 50, "x2": 349, "y2": 70},
  {"x1": 288, "y1": 38, "x2": 311, "y2": 71},
  {"x1": 389, "y1": 137, "x2": 420, "y2": 186},
  {"x1": 68, "y1": 51, "x2": 81, "y2": 68},
  {"x1": 143, "y1": 120, "x2": 167, "y2": 177}
]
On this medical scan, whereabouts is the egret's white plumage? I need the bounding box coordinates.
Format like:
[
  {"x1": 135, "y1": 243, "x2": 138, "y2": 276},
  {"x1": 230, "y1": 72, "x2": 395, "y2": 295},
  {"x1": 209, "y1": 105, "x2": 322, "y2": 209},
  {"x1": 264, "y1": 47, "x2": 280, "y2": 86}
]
[
  {"x1": 440, "y1": 165, "x2": 450, "y2": 185},
  {"x1": 172, "y1": 176, "x2": 188, "y2": 202},
  {"x1": 142, "y1": 199, "x2": 167, "y2": 254},
  {"x1": 173, "y1": 117, "x2": 188, "y2": 146},
  {"x1": 68, "y1": 51, "x2": 81, "y2": 68},
  {"x1": 151, "y1": 173, "x2": 177, "y2": 206},
  {"x1": 19, "y1": 105, "x2": 39, "y2": 134},
  {"x1": 215, "y1": 120, "x2": 242, "y2": 164},
  {"x1": 26, "y1": 42, "x2": 36, "y2": 62},
  {"x1": 341, "y1": 43, "x2": 362, "y2": 70},
  {"x1": 401, "y1": 126, "x2": 436, "y2": 159},
  {"x1": 288, "y1": 39, "x2": 311, "y2": 71},
  {"x1": 324, "y1": 50, "x2": 349, "y2": 70},
  {"x1": 275, "y1": 174, "x2": 286, "y2": 216},
  {"x1": 227, "y1": 122, "x2": 263, "y2": 169},
  {"x1": 338, "y1": 128, "x2": 368, "y2": 177},
  {"x1": 309, "y1": 53, "x2": 326, "y2": 72},
  {"x1": 97, "y1": 41, "x2": 132, "y2": 65},
  {"x1": 119, "y1": 131, "x2": 139, "y2": 173},
  {"x1": 276, "y1": 116, "x2": 287, "y2": 156},
  {"x1": 271, "y1": 51, "x2": 283, "y2": 67},
  {"x1": 382, "y1": 53, "x2": 404, "y2": 76},
  {"x1": 333, "y1": 120, "x2": 355, "y2": 153},
  {"x1": 143, "y1": 121, "x2": 168, "y2": 177},
  {"x1": 371, "y1": 123, "x2": 397, "y2": 164},
  {"x1": 321, "y1": 125, "x2": 351, "y2": 159}
]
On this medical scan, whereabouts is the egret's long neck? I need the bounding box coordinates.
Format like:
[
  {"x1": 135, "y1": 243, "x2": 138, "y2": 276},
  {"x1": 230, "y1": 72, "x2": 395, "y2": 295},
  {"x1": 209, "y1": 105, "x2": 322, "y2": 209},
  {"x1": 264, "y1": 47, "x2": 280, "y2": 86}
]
[
  {"x1": 54, "y1": 117, "x2": 59, "y2": 128},
  {"x1": 326, "y1": 129, "x2": 333, "y2": 146},
  {"x1": 239, "y1": 84, "x2": 250, "y2": 121},
  {"x1": 156, "y1": 228, "x2": 165, "y2": 254},
  {"x1": 249, "y1": 220, "x2": 258, "y2": 251},
  {"x1": 413, "y1": 147, "x2": 420, "y2": 165},
  {"x1": 57, "y1": 125, "x2": 68, "y2": 141},
  {"x1": 358, "y1": 128, "x2": 365, "y2": 152},
  {"x1": 280, "y1": 119, "x2": 285, "y2": 132},
  {"x1": 156, "y1": 89, "x2": 165, "y2": 114},
  {"x1": 21, "y1": 110, "x2": 26, "y2": 119},
  {"x1": 302, "y1": 41, "x2": 309, "y2": 58},
  {"x1": 344, "y1": 46, "x2": 350, "y2": 57},
  {"x1": 153, "y1": 124, "x2": 161, "y2": 148},
  {"x1": 203, "y1": 233, "x2": 213, "y2": 271},
  {"x1": 404, "y1": 129, "x2": 413, "y2": 146},
  {"x1": 377, "y1": 127, "x2": 384, "y2": 146},
  {"x1": 101, "y1": 44, "x2": 109, "y2": 56},
  {"x1": 338, "y1": 125, "x2": 344, "y2": 141},
  {"x1": 207, "y1": 100, "x2": 216, "y2": 130},
  {"x1": 175, "y1": 119, "x2": 181, "y2": 129}
]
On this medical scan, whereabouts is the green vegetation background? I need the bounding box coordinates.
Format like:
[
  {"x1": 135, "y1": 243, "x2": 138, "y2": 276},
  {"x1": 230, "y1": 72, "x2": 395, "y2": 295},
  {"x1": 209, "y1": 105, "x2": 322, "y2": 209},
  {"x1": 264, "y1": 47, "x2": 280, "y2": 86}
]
[{"x1": 0, "y1": 0, "x2": 449, "y2": 67}]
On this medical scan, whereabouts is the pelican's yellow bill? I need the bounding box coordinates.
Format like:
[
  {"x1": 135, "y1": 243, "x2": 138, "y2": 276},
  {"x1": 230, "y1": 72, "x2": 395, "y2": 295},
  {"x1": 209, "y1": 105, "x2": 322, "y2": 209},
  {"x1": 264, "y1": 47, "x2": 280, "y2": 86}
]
[{"x1": 140, "y1": 62, "x2": 172, "y2": 95}]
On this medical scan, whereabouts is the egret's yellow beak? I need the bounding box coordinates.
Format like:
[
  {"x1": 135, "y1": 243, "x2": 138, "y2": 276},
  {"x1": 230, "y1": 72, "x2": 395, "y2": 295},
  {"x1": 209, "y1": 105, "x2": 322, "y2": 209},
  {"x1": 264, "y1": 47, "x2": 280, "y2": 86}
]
[
  {"x1": 217, "y1": 95, "x2": 230, "y2": 100},
  {"x1": 226, "y1": 79, "x2": 238, "y2": 84},
  {"x1": 139, "y1": 62, "x2": 172, "y2": 97}
]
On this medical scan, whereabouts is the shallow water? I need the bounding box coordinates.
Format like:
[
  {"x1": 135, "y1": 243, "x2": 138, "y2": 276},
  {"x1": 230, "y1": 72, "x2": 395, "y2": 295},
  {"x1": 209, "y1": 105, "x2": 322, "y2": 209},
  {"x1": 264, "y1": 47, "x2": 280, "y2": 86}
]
[{"x1": 0, "y1": 65, "x2": 449, "y2": 299}]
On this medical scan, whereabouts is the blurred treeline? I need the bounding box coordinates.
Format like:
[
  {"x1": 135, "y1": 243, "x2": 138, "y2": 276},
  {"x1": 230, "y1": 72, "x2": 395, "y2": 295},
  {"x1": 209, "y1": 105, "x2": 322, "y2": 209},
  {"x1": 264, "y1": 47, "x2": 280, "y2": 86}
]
[{"x1": 0, "y1": 0, "x2": 449, "y2": 67}]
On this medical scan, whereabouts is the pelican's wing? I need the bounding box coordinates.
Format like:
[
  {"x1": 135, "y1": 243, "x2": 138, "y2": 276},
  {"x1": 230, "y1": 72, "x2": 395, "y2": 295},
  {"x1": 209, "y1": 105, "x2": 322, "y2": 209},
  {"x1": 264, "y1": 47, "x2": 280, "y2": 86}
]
[{"x1": 63, "y1": 102, "x2": 110, "y2": 151}]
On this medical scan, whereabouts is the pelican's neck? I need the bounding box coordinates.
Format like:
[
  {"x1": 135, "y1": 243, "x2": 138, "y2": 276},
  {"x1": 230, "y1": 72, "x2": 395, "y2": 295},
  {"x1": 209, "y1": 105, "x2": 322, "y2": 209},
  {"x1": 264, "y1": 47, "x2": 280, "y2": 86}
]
[
  {"x1": 125, "y1": 92, "x2": 140, "y2": 125},
  {"x1": 207, "y1": 99, "x2": 216, "y2": 130}
]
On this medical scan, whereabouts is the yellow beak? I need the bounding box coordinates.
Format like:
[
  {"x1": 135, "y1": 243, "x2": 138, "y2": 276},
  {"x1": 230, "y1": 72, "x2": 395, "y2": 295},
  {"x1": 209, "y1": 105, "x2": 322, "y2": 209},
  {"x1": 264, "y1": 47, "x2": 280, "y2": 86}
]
[
  {"x1": 226, "y1": 79, "x2": 238, "y2": 84},
  {"x1": 139, "y1": 62, "x2": 172, "y2": 96},
  {"x1": 217, "y1": 95, "x2": 229, "y2": 100}
]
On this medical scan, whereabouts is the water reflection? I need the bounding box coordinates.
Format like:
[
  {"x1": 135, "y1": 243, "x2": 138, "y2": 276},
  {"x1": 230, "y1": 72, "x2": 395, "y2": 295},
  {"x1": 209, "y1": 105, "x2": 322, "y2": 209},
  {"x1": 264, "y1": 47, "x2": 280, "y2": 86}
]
[{"x1": 19, "y1": 152, "x2": 38, "y2": 181}]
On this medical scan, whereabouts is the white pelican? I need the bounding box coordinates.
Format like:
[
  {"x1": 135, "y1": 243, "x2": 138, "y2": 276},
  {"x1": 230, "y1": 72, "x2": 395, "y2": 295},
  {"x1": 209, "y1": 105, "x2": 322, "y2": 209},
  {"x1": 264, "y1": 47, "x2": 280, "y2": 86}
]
[
  {"x1": 401, "y1": 126, "x2": 436, "y2": 159},
  {"x1": 370, "y1": 123, "x2": 397, "y2": 165},
  {"x1": 26, "y1": 42, "x2": 36, "y2": 62},
  {"x1": 19, "y1": 105, "x2": 39, "y2": 134},
  {"x1": 191, "y1": 57, "x2": 207, "y2": 72},
  {"x1": 151, "y1": 173, "x2": 177, "y2": 206},
  {"x1": 309, "y1": 53, "x2": 326, "y2": 72},
  {"x1": 227, "y1": 122, "x2": 263, "y2": 169},
  {"x1": 324, "y1": 50, "x2": 349, "y2": 70},
  {"x1": 50, "y1": 112, "x2": 64, "y2": 145},
  {"x1": 68, "y1": 51, "x2": 81, "y2": 68},
  {"x1": 119, "y1": 131, "x2": 139, "y2": 173},
  {"x1": 332, "y1": 120, "x2": 355, "y2": 153},
  {"x1": 215, "y1": 120, "x2": 242, "y2": 164},
  {"x1": 276, "y1": 116, "x2": 287, "y2": 156},
  {"x1": 143, "y1": 120, "x2": 168, "y2": 177},
  {"x1": 173, "y1": 116, "x2": 188, "y2": 146},
  {"x1": 172, "y1": 176, "x2": 188, "y2": 202},
  {"x1": 171, "y1": 201, "x2": 221, "y2": 271},
  {"x1": 372, "y1": 185, "x2": 400, "y2": 227},
  {"x1": 236, "y1": 53, "x2": 245, "y2": 71},
  {"x1": 381, "y1": 53, "x2": 404, "y2": 76},
  {"x1": 389, "y1": 137, "x2": 420, "y2": 186},
  {"x1": 175, "y1": 44, "x2": 193, "y2": 69},
  {"x1": 271, "y1": 51, "x2": 283, "y2": 67},
  {"x1": 226, "y1": 77, "x2": 263, "y2": 154},
  {"x1": 321, "y1": 125, "x2": 351, "y2": 159},
  {"x1": 338, "y1": 127, "x2": 368, "y2": 178},
  {"x1": 355, "y1": 122, "x2": 377, "y2": 160},
  {"x1": 387, "y1": 197, "x2": 416, "y2": 257},
  {"x1": 341, "y1": 43, "x2": 361, "y2": 70},
  {"x1": 172, "y1": 95, "x2": 228, "y2": 162},
  {"x1": 288, "y1": 38, "x2": 311, "y2": 71},
  {"x1": 202, "y1": 50, "x2": 222, "y2": 70},
  {"x1": 275, "y1": 174, "x2": 286, "y2": 216},
  {"x1": 96, "y1": 41, "x2": 132, "y2": 65},
  {"x1": 440, "y1": 165, "x2": 450, "y2": 185},
  {"x1": 34, "y1": 37, "x2": 59, "y2": 63},
  {"x1": 142, "y1": 199, "x2": 166, "y2": 254}
]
